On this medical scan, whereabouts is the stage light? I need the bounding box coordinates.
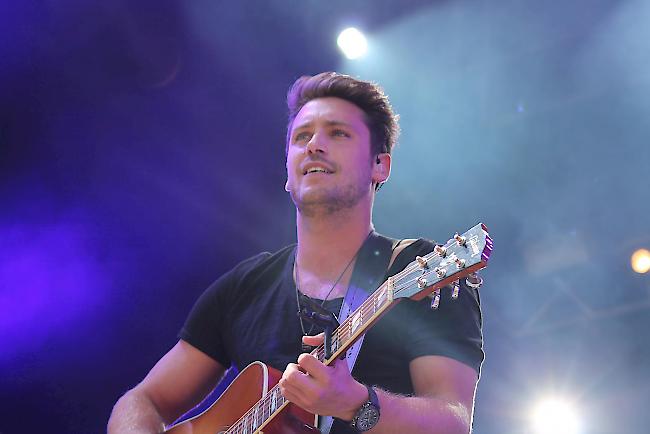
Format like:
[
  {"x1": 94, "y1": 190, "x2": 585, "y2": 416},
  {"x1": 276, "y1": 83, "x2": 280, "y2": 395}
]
[
  {"x1": 631, "y1": 248, "x2": 650, "y2": 274},
  {"x1": 337, "y1": 27, "x2": 367, "y2": 59},
  {"x1": 531, "y1": 398, "x2": 581, "y2": 434}
]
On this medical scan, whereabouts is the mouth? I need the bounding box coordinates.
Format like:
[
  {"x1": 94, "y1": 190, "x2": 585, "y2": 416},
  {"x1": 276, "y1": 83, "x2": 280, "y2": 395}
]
[
  {"x1": 303, "y1": 167, "x2": 333, "y2": 175},
  {"x1": 302, "y1": 163, "x2": 334, "y2": 175}
]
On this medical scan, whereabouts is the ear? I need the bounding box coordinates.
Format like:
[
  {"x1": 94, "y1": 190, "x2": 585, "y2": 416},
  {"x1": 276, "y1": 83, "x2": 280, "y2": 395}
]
[{"x1": 372, "y1": 153, "x2": 391, "y2": 185}]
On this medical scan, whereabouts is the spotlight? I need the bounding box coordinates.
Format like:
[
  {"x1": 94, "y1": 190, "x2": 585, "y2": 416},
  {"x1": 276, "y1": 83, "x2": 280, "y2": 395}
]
[
  {"x1": 631, "y1": 248, "x2": 650, "y2": 274},
  {"x1": 337, "y1": 27, "x2": 367, "y2": 59},
  {"x1": 531, "y1": 398, "x2": 580, "y2": 434}
]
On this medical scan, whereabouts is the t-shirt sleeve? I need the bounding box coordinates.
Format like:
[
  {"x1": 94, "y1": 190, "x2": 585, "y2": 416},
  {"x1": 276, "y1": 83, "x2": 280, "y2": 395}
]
[
  {"x1": 178, "y1": 252, "x2": 271, "y2": 367},
  {"x1": 390, "y1": 240, "x2": 485, "y2": 374}
]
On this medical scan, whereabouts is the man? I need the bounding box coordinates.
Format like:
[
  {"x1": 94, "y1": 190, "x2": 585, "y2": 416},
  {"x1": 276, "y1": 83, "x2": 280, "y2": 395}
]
[{"x1": 108, "y1": 72, "x2": 483, "y2": 433}]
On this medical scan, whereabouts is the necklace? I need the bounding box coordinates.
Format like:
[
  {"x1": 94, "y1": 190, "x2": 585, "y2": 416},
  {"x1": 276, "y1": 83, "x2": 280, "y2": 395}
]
[{"x1": 294, "y1": 231, "x2": 373, "y2": 336}]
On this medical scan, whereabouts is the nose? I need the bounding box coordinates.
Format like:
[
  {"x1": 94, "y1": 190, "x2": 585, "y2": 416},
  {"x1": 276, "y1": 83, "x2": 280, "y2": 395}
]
[{"x1": 306, "y1": 131, "x2": 327, "y2": 154}]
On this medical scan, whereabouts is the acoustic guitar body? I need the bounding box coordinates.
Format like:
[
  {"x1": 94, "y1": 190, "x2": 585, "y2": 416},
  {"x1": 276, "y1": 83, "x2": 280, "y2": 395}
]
[{"x1": 165, "y1": 361, "x2": 319, "y2": 434}]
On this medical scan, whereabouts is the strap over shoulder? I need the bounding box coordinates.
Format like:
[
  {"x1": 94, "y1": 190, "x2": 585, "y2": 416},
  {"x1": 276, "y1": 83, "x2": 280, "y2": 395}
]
[{"x1": 348, "y1": 231, "x2": 397, "y2": 295}]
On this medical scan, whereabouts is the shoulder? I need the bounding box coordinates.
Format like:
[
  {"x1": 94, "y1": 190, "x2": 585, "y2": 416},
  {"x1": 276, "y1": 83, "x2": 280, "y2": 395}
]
[
  {"x1": 200, "y1": 244, "x2": 296, "y2": 300},
  {"x1": 212, "y1": 245, "x2": 295, "y2": 286},
  {"x1": 386, "y1": 237, "x2": 436, "y2": 276}
]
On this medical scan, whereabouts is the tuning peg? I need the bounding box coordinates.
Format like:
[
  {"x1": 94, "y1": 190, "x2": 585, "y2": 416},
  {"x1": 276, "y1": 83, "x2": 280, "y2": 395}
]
[
  {"x1": 434, "y1": 245, "x2": 447, "y2": 257},
  {"x1": 416, "y1": 256, "x2": 428, "y2": 268},
  {"x1": 454, "y1": 257, "x2": 466, "y2": 268},
  {"x1": 417, "y1": 275, "x2": 428, "y2": 289},
  {"x1": 430, "y1": 289, "x2": 441, "y2": 309},
  {"x1": 454, "y1": 233, "x2": 467, "y2": 246},
  {"x1": 451, "y1": 281, "x2": 460, "y2": 299},
  {"x1": 434, "y1": 267, "x2": 446, "y2": 278},
  {"x1": 465, "y1": 272, "x2": 483, "y2": 289}
]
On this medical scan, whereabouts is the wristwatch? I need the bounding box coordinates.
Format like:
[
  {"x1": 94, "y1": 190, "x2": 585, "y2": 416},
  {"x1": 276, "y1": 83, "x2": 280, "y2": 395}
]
[{"x1": 350, "y1": 385, "x2": 380, "y2": 432}]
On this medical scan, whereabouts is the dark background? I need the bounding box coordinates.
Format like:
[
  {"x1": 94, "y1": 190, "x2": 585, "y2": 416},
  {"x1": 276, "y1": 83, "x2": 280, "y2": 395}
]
[{"x1": 1, "y1": 1, "x2": 649, "y2": 433}]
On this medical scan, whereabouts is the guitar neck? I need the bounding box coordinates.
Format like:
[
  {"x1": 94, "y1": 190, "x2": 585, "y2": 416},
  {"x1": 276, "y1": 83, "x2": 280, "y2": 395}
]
[{"x1": 310, "y1": 278, "x2": 397, "y2": 365}]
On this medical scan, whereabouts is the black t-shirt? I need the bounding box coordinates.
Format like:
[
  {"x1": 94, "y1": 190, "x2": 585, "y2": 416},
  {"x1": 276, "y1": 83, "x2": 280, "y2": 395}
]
[{"x1": 179, "y1": 238, "x2": 484, "y2": 432}]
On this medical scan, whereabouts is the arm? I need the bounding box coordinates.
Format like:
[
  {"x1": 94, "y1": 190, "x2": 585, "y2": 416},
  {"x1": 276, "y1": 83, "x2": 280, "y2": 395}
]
[
  {"x1": 371, "y1": 355, "x2": 478, "y2": 433},
  {"x1": 281, "y1": 336, "x2": 478, "y2": 434},
  {"x1": 107, "y1": 340, "x2": 226, "y2": 434}
]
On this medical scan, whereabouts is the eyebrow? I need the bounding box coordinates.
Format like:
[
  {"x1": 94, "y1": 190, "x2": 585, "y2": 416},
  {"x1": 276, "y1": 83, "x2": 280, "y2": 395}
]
[{"x1": 292, "y1": 120, "x2": 354, "y2": 133}]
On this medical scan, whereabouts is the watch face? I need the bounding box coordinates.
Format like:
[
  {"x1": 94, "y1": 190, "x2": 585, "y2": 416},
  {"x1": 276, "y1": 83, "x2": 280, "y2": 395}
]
[{"x1": 356, "y1": 405, "x2": 380, "y2": 431}]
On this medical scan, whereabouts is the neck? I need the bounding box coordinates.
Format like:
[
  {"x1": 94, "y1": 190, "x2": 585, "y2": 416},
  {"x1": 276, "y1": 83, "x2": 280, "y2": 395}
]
[{"x1": 295, "y1": 199, "x2": 374, "y2": 284}]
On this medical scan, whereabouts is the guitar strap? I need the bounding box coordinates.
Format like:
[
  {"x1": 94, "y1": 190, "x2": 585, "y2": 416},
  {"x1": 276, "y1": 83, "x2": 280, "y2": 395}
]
[{"x1": 319, "y1": 231, "x2": 397, "y2": 434}]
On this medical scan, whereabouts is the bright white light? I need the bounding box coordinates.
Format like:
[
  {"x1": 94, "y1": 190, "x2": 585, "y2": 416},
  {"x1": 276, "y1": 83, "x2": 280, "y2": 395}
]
[
  {"x1": 531, "y1": 398, "x2": 581, "y2": 434},
  {"x1": 631, "y1": 248, "x2": 650, "y2": 273},
  {"x1": 337, "y1": 27, "x2": 367, "y2": 59}
]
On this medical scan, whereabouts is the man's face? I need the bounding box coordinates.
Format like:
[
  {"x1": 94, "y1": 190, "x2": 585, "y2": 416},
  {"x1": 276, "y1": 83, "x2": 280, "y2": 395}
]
[{"x1": 285, "y1": 97, "x2": 375, "y2": 217}]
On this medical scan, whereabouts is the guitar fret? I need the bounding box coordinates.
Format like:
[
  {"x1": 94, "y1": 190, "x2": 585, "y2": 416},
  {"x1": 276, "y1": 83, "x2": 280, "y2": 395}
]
[
  {"x1": 363, "y1": 300, "x2": 369, "y2": 324},
  {"x1": 271, "y1": 387, "x2": 277, "y2": 412},
  {"x1": 278, "y1": 387, "x2": 285, "y2": 405},
  {"x1": 261, "y1": 396, "x2": 267, "y2": 422},
  {"x1": 373, "y1": 291, "x2": 377, "y2": 314}
]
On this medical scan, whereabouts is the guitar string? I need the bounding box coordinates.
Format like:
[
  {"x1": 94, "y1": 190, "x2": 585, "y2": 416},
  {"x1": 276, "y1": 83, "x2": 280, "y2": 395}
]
[
  {"x1": 226, "y1": 241, "x2": 487, "y2": 432},
  {"x1": 309, "y1": 271, "x2": 464, "y2": 362}
]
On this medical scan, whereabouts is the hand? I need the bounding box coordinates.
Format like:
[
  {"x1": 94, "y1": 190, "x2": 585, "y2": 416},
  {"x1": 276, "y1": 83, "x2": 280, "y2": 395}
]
[{"x1": 279, "y1": 333, "x2": 368, "y2": 420}]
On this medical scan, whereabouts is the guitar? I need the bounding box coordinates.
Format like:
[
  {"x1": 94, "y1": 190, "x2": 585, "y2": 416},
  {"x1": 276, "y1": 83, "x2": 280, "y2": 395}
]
[{"x1": 165, "y1": 223, "x2": 493, "y2": 434}]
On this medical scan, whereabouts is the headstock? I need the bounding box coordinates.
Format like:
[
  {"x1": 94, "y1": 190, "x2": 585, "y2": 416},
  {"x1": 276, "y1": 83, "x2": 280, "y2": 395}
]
[{"x1": 391, "y1": 223, "x2": 492, "y2": 305}]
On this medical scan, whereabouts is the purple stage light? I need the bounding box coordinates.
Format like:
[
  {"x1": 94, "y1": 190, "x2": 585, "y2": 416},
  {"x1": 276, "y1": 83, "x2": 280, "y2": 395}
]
[{"x1": 0, "y1": 218, "x2": 110, "y2": 363}]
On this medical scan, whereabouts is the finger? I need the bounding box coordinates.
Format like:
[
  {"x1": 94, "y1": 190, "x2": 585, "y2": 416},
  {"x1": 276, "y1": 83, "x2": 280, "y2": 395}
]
[
  {"x1": 297, "y1": 353, "x2": 331, "y2": 381},
  {"x1": 302, "y1": 332, "x2": 325, "y2": 346},
  {"x1": 282, "y1": 363, "x2": 306, "y2": 381},
  {"x1": 280, "y1": 381, "x2": 308, "y2": 407},
  {"x1": 280, "y1": 363, "x2": 318, "y2": 408},
  {"x1": 282, "y1": 362, "x2": 317, "y2": 390}
]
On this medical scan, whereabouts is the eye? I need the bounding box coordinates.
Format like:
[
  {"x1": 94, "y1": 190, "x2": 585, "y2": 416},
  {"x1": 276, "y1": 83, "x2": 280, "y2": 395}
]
[
  {"x1": 294, "y1": 131, "x2": 312, "y2": 143},
  {"x1": 331, "y1": 129, "x2": 351, "y2": 138}
]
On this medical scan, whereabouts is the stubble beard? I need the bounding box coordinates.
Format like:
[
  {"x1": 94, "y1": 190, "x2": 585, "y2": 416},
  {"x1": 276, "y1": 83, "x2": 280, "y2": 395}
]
[{"x1": 291, "y1": 183, "x2": 369, "y2": 218}]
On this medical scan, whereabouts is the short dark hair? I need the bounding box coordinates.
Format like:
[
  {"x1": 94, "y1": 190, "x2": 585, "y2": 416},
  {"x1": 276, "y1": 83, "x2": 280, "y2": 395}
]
[{"x1": 286, "y1": 72, "x2": 400, "y2": 158}]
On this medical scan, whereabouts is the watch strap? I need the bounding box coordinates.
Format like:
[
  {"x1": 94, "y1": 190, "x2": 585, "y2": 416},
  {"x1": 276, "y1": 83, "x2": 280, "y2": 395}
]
[{"x1": 365, "y1": 385, "x2": 379, "y2": 408}]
